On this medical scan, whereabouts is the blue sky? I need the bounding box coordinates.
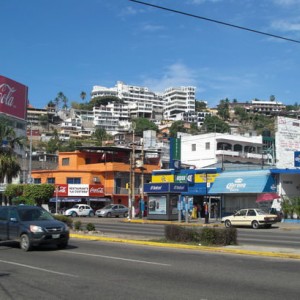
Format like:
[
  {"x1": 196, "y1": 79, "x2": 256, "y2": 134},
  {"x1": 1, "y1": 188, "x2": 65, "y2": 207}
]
[{"x1": 1, "y1": 0, "x2": 300, "y2": 109}]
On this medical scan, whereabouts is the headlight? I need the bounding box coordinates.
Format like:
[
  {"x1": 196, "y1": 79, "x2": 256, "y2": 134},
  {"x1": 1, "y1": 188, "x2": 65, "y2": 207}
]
[{"x1": 30, "y1": 225, "x2": 44, "y2": 233}]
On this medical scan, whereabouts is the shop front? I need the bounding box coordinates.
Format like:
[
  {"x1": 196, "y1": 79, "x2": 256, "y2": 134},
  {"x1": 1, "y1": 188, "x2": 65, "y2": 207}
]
[
  {"x1": 144, "y1": 183, "x2": 188, "y2": 220},
  {"x1": 208, "y1": 170, "x2": 277, "y2": 217}
]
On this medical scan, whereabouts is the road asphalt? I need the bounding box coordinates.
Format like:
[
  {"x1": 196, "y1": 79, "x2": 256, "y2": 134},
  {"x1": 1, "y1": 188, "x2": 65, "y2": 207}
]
[{"x1": 70, "y1": 218, "x2": 300, "y2": 260}]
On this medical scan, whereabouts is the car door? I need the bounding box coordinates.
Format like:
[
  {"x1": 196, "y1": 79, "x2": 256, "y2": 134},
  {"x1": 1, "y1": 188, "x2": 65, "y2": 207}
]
[
  {"x1": 232, "y1": 209, "x2": 247, "y2": 226},
  {"x1": 8, "y1": 207, "x2": 20, "y2": 239},
  {"x1": 111, "y1": 205, "x2": 119, "y2": 217},
  {"x1": 246, "y1": 209, "x2": 257, "y2": 226},
  {"x1": 0, "y1": 207, "x2": 9, "y2": 240}
]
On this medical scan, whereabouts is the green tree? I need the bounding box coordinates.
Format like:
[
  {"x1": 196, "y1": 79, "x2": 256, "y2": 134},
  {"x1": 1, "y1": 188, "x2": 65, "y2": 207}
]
[
  {"x1": 23, "y1": 184, "x2": 55, "y2": 206},
  {"x1": 202, "y1": 115, "x2": 230, "y2": 133},
  {"x1": 91, "y1": 96, "x2": 123, "y2": 107},
  {"x1": 93, "y1": 128, "x2": 108, "y2": 146},
  {"x1": 169, "y1": 121, "x2": 187, "y2": 138},
  {"x1": 217, "y1": 99, "x2": 230, "y2": 120},
  {"x1": 132, "y1": 118, "x2": 158, "y2": 136},
  {"x1": 195, "y1": 101, "x2": 207, "y2": 111}
]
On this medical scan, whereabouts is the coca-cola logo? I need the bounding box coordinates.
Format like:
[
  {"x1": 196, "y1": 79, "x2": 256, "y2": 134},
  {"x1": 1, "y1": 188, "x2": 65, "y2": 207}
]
[
  {"x1": 0, "y1": 83, "x2": 15, "y2": 107},
  {"x1": 90, "y1": 187, "x2": 103, "y2": 193}
]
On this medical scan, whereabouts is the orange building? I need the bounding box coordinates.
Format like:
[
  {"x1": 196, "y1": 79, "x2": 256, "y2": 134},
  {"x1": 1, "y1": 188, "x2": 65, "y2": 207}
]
[{"x1": 31, "y1": 146, "x2": 161, "y2": 210}]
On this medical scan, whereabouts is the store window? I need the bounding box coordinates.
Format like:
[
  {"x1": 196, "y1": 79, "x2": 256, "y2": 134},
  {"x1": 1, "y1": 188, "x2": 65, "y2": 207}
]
[
  {"x1": 34, "y1": 178, "x2": 41, "y2": 184},
  {"x1": 67, "y1": 178, "x2": 81, "y2": 184},
  {"x1": 47, "y1": 178, "x2": 55, "y2": 184}
]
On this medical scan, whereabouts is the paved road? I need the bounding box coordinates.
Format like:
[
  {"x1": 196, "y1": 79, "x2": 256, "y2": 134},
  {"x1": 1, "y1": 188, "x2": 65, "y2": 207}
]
[{"x1": 1, "y1": 238, "x2": 300, "y2": 300}]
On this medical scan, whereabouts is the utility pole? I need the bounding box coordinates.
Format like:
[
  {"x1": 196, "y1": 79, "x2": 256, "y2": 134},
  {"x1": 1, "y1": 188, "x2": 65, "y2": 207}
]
[{"x1": 28, "y1": 122, "x2": 33, "y2": 184}]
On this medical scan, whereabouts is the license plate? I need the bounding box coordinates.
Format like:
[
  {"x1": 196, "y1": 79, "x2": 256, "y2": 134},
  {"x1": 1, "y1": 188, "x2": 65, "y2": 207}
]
[{"x1": 52, "y1": 234, "x2": 60, "y2": 239}]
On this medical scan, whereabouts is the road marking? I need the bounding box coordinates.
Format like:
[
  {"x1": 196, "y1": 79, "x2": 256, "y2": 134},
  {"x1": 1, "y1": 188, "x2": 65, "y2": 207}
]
[
  {"x1": 63, "y1": 250, "x2": 171, "y2": 266},
  {"x1": 0, "y1": 259, "x2": 78, "y2": 278}
]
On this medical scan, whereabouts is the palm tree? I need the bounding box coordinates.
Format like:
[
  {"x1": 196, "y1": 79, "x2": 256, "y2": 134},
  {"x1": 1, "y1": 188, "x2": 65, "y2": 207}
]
[
  {"x1": 0, "y1": 117, "x2": 23, "y2": 184},
  {"x1": 80, "y1": 91, "x2": 87, "y2": 102}
]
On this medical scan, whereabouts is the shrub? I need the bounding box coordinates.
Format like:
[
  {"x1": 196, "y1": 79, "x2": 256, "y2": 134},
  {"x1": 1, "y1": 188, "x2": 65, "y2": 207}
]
[
  {"x1": 164, "y1": 225, "x2": 237, "y2": 246},
  {"x1": 53, "y1": 214, "x2": 73, "y2": 229},
  {"x1": 74, "y1": 220, "x2": 82, "y2": 231},
  {"x1": 86, "y1": 223, "x2": 96, "y2": 231}
]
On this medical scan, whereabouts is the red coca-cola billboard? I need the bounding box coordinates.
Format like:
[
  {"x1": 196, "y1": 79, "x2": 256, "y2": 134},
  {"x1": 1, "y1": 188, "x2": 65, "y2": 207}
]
[
  {"x1": 89, "y1": 184, "x2": 104, "y2": 197},
  {"x1": 0, "y1": 75, "x2": 28, "y2": 120}
]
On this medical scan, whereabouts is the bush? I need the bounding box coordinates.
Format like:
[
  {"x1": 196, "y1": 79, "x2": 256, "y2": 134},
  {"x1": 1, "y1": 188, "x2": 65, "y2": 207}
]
[
  {"x1": 164, "y1": 225, "x2": 237, "y2": 246},
  {"x1": 86, "y1": 223, "x2": 96, "y2": 231},
  {"x1": 74, "y1": 220, "x2": 82, "y2": 231},
  {"x1": 53, "y1": 214, "x2": 73, "y2": 229}
]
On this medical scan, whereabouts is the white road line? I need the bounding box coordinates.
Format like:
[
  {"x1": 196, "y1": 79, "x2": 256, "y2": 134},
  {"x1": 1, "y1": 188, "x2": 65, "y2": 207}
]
[
  {"x1": 63, "y1": 250, "x2": 171, "y2": 266},
  {"x1": 0, "y1": 260, "x2": 78, "y2": 278}
]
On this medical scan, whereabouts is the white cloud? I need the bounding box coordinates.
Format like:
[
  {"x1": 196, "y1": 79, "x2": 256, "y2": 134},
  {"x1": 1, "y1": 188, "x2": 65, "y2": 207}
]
[
  {"x1": 189, "y1": 0, "x2": 222, "y2": 4},
  {"x1": 142, "y1": 63, "x2": 198, "y2": 93},
  {"x1": 142, "y1": 24, "x2": 165, "y2": 32},
  {"x1": 271, "y1": 19, "x2": 300, "y2": 32},
  {"x1": 273, "y1": 0, "x2": 300, "y2": 6}
]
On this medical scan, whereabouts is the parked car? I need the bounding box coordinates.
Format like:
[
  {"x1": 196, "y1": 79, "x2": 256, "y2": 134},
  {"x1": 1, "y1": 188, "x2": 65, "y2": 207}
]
[
  {"x1": 64, "y1": 204, "x2": 95, "y2": 217},
  {"x1": 96, "y1": 204, "x2": 128, "y2": 218},
  {"x1": 0, "y1": 205, "x2": 69, "y2": 251},
  {"x1": 221, "y1": 208, "x2": 279, "y2": 229}
]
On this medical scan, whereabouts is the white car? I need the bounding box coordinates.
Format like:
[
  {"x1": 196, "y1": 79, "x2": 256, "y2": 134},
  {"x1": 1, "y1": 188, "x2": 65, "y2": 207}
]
[
  {"x1": 221, "y1": 208, "x2": 278, "y2": 229},
  {"x1": 64, "y1": 204, "x2": 95, "y2": 217}
]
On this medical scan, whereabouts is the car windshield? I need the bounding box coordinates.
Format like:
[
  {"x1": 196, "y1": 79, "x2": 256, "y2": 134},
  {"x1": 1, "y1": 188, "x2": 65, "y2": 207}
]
[
  {"x1": 18, "y1": 208, "x2": 54, "y2": 221},
  {"x1": 256, "y1": 209, "x2": 268, "y2": 215},
  {"x1": 73, "y1": 204, "x2": 80, "y2": 209}
]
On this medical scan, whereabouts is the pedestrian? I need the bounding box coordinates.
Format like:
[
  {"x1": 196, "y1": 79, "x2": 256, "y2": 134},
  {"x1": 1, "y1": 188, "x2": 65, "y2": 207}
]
[{"x1": 197, "y1": 204, "x2": 202, "y2": 219}]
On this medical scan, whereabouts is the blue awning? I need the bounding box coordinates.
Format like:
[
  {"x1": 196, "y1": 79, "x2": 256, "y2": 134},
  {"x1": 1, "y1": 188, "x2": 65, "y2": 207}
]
[{"x1": 208, "y1": 170, "x2": 277, "y2": 194}]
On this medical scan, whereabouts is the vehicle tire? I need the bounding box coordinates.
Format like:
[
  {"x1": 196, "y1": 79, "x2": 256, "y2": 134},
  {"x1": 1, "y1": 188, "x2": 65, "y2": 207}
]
[
  {"x1": 224, "y1": 220, "x2": 232, "y2": 228},
  {"x1": 123, "y1": 212, "x2": 128, "y2": 218},
  {"x1": 20, "y1": 234, "x2": 32, "y2": 251},
  {"x1": 106, "y1": 212, "x2": 112, "y2": 218},
  {"x1": 89, "y1": 211, "x2": 95, "y2": 217},
  {"x1": 252, "y1": 220, "x2": 259, "y2": 229},
  {"x1": 57, "y1": 242, "x2": 68, "y2": 249},
  {"x1": 71, "y1": 211, "x2": 77, "y2": 217}
]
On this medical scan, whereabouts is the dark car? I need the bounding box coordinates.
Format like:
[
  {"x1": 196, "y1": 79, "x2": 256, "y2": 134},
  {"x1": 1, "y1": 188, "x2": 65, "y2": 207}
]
[{"x1": 0, "y1": 205, "x2": 69, "y2": 251}]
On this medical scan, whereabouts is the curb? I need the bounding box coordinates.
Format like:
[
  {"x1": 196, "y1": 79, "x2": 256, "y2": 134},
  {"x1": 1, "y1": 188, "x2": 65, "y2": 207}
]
[{"x1": 70, "y1": 233, "x2": 300, "y2": 260}]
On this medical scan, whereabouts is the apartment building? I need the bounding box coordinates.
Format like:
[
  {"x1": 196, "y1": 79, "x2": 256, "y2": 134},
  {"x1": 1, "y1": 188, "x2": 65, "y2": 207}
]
[
  {"x1": 91, "y1": 81, "x2": 196, "y2": 122},
  {"x1": 163, "y1": 86, "x2": 196, "y2": 120}
]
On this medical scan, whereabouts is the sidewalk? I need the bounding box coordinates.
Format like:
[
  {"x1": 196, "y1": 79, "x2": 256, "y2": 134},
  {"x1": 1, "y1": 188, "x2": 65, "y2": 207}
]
[{"x1": 70, "y1": 218, "x2": 300, "y2": 260}]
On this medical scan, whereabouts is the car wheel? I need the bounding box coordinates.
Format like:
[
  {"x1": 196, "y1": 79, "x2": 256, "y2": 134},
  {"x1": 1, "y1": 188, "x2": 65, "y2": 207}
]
[
  {"x1": 224, "y1": 220, "x2": 232, "y2": 228},
  {"x1": 123, "y1": 212, "x2": 128, "y2": 218},
  {"x1": 57, "y1": 241, "x2": 68, "y2": 249},
  {"x1": 71, "y1": 211, "x2": 77, "y2": 217},
  {"x1": 252, "y1": 220, "x2": 259, "y2": 229},
  {"x1": 89, "y1": 211, "x2": 95, "y2": 217},
  {"x1": 20, "y1": 234, "x2": 32, "y2": 251},
  {"x1": 106, "y1": 212, "x2": 112, "y2": 218}
]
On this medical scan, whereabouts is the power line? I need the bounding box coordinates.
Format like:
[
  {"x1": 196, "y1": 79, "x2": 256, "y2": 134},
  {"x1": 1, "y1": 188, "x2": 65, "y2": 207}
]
[{"x1": 129, "y1": 0, "x2": 300, "y2": 44}]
